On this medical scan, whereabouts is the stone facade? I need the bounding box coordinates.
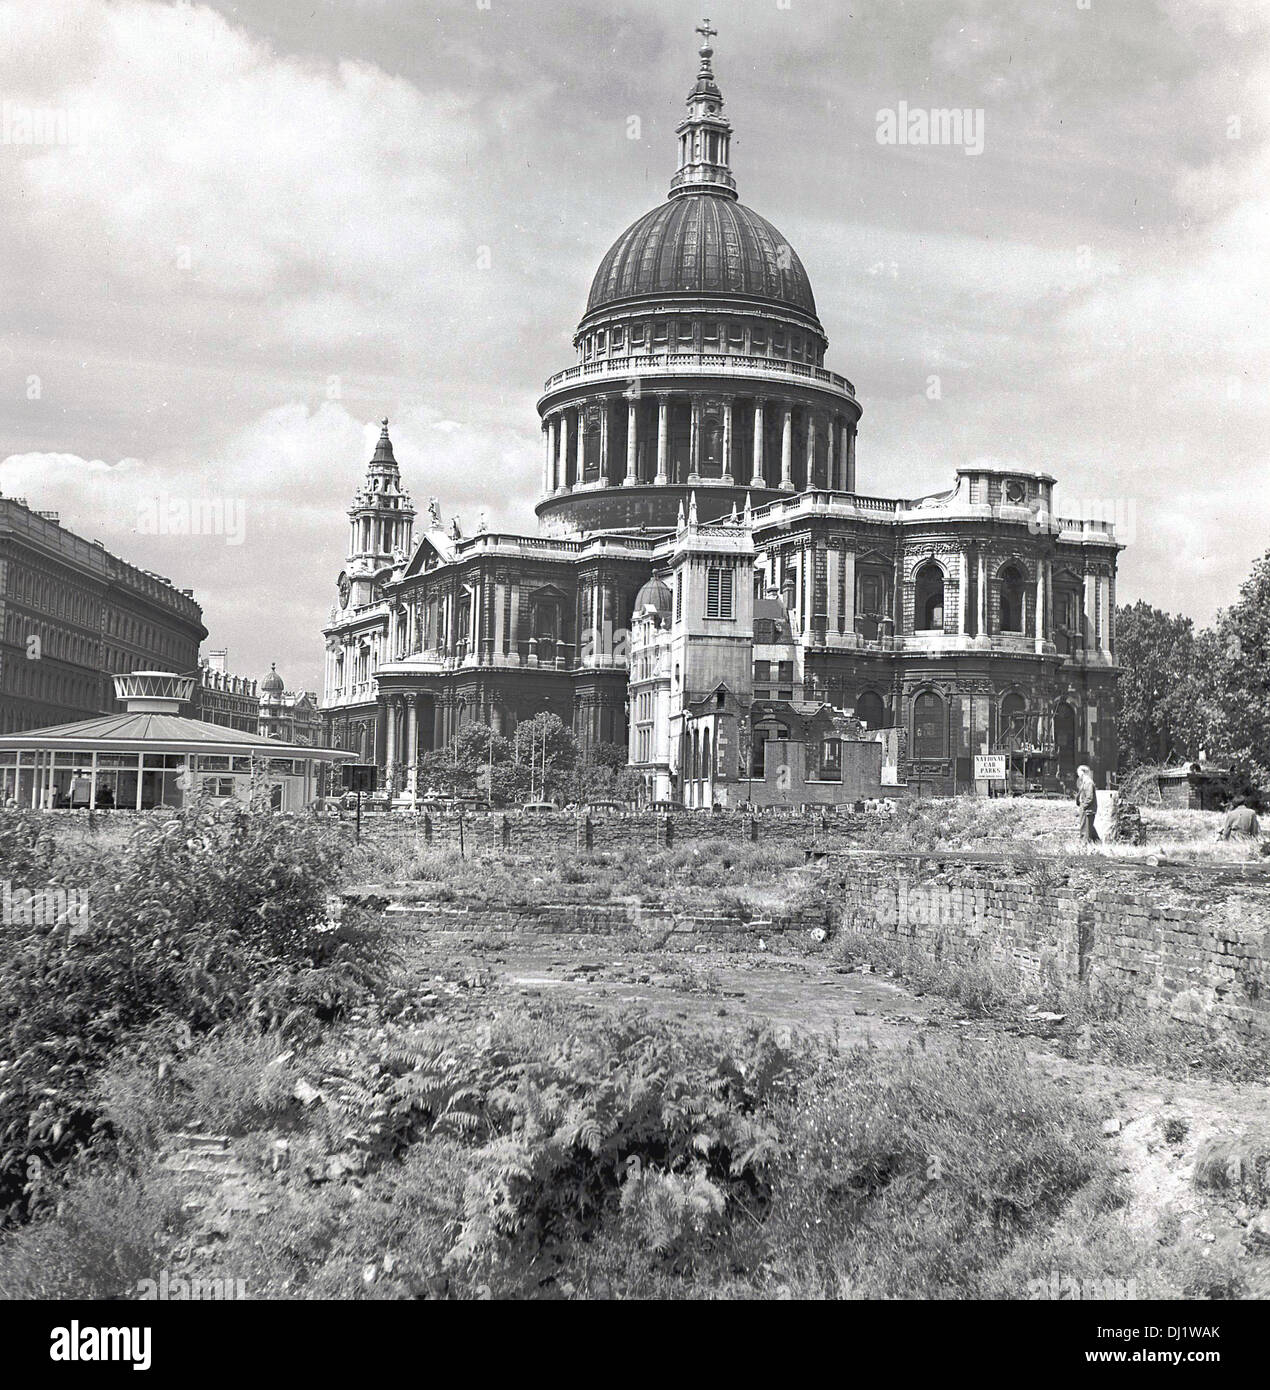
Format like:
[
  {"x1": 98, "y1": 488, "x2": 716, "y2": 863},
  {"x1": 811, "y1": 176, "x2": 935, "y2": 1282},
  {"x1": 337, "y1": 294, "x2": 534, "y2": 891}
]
[
  {"x1": 0, "y1": 494, "x2": 207, "y2": 734},
  {"x1": 320, "y1": 32, "x2": 1121, "y2": 797}
]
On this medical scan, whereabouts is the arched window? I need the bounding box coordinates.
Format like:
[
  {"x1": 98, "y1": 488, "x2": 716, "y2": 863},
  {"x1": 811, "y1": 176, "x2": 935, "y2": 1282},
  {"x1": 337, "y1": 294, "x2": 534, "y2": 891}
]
[
  {"x1": 1000, "y1": 692, "x2": 1026, "y2": 747},
  {"x1": 913, "y1": 690, "x2": 945, "y2": 758},
  {"x1": 998, "y1": 565, "x2": 1026, "y2": 633},
  {"x1": 1054, "y1": 702, "x2": 1078, "y2": 779},
  {"x1": 856, "y1": 691, "x2": 885, "y2": 731},
  {"x1": 915, "y1": 562, "x2": 945, "y2": 632}
]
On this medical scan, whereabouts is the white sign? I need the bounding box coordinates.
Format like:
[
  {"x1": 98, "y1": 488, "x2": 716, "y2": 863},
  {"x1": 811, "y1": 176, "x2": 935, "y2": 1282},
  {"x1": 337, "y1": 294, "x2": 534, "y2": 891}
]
[{"x1": 974, "y1": 754, "x2": 1008, "y2": 781}]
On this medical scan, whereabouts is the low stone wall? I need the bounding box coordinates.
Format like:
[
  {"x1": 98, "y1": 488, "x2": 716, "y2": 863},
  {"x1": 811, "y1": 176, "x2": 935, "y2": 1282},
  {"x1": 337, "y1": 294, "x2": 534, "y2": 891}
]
[
  {"x1": 363, "y1": 895, "x2": 831, "y2": 945},
  {"x1": 337, "y1": 807, "x2": 889, "y2": 856},
  {"x1": 836, "y1": 854, "x2": 1270, "y2": 1038}
]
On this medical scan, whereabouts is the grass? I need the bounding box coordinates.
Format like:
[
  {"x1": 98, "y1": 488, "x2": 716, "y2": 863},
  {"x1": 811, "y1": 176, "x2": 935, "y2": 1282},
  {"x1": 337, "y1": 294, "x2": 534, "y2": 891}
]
[
  {"x1": 4, "y1": 800, "x2": 1267, "y2": 1301},
  {"x1": 1, "y1": 1005, "x2": 1179, "y2": 1300}
]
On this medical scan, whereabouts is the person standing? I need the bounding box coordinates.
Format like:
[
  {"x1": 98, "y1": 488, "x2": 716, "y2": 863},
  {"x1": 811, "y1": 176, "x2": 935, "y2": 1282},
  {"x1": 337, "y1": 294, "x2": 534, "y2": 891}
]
[{"x1": 1076, "y1": 764, "x2": 1099, "y2": 843}]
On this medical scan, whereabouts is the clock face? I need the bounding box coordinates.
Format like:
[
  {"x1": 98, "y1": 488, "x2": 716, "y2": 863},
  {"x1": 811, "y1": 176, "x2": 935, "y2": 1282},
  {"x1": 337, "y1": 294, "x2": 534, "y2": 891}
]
[{"x1": 338, "y1": 573, "x2": 351, "y2": 609}]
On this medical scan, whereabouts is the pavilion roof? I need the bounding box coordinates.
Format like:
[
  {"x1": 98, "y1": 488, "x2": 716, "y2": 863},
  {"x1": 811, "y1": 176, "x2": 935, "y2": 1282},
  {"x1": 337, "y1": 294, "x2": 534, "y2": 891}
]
[{"x1": 0, "y1": 711, "x2": 353, "y2": 760}]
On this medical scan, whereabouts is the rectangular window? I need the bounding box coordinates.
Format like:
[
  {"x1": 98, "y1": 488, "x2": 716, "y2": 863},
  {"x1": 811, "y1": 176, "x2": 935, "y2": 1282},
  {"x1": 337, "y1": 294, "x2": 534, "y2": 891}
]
[
  {"x1": 754, "y1": 659, "x2": 771, "y2": 683},
  {"x1": 674, "y1": 573, "x2": 682, "y2": 624},
  {"x1": 706, "y1": 566, "x2": 733, "y2": 620}
]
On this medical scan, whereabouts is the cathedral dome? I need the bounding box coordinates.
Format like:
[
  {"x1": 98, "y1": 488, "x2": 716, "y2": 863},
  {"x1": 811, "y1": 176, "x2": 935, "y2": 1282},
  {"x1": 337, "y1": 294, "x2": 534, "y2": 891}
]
[
  {"x1": 586, "y1": 196, "x2": 816, "y2": 317},
  {"x1": 262, "y1": 663, "x2": 285, "y2": 695},
  {"x1": 632, "y1": 576, "x2": 673, "y2": 619}
]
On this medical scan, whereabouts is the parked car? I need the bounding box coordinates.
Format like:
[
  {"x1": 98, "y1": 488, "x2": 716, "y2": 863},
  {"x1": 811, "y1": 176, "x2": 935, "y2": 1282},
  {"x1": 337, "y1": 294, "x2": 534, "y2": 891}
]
[{"x1": 521, "y1": 801, "x2": 558, "y2": 815}]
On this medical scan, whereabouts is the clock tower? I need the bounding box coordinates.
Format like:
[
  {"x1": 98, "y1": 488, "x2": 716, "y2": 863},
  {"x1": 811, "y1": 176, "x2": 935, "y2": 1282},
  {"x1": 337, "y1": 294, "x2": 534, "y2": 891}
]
[{"x1": 339, "y1": 419, "x2": 416, "y2": 611}]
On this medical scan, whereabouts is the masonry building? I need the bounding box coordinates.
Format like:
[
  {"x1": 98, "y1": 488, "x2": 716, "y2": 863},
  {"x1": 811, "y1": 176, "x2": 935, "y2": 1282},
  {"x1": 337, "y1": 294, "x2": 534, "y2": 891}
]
[
  {"x1": 321, "y1": 28, "x2": 1120, "y2": 800},
  {"x1": 0, "y1": 494, "x2": 207, "y2": 734}
]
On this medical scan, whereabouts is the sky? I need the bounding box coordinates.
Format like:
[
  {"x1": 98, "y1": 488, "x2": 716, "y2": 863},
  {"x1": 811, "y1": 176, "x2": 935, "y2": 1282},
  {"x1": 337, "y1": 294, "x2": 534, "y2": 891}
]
[{"x1": 1, "y1": 0, "x2": 1267, "y2": 692}]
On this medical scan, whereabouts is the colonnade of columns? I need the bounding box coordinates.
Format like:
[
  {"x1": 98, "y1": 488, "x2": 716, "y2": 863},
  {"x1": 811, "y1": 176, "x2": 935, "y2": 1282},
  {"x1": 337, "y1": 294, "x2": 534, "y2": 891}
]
[
  {"x1": 541, "y1": 394, "x2": 858, "y2": 496},
  {"x1": 377, "y1": 692, "x2": 433, "y2": 795}
]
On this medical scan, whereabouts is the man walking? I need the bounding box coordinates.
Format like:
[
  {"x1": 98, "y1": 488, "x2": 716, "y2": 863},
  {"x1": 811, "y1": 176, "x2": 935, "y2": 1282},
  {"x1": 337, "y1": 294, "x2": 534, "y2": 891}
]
[{"x1": 1076, "y1": 764, "x2": 1099, "y2": 843}]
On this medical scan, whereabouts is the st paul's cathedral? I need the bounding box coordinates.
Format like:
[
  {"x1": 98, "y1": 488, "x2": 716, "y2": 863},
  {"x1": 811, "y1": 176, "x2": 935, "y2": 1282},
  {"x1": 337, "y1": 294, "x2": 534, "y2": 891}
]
[{"x1": 321, "y1": 27, "x2": 1121, "y2": 804}]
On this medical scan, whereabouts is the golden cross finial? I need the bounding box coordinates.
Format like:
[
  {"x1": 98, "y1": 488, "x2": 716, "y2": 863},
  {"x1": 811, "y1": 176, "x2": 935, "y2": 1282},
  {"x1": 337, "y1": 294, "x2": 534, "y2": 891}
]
[{"x1": 696, "y1": 19, "x2": 717, "y2": 45}]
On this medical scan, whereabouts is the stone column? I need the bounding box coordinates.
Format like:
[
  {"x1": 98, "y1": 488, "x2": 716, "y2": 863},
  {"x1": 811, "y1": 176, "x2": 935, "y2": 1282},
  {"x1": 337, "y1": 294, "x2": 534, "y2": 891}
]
[
  {"x1": 405, "y1": 698, "x2": 418, "y2": 796},
  {"x1": 977, "y1": 552, "x2": 988, "y2": 636},
  {"x1": 625, "y1": 398, "x2": 639, "y2": 484},
  {"x1": 804, "y1": 410, "x2": 817, "y2": 490},
  {"x1": 599, "y1": 397, "x2": 610, "y2": 483},
  {"x1": 656, "y1": 396, "x2": 669, "y2": 483},
  {"x1": 958, "y1": 552, "x2": 968, "y2": 634},
  {"x1": 574, "y1": 404, "x2": 584, "y2": 483},
  {"x1": 542, "y1": 418, "x2": 552, "y2": 495},
  {"x1": 385, "y1": 696, "x2": 398, "y2": 790},
  {"x1": 1035, "y1": 561, "x2": 1046, "y2": 649},
  {"x1": 846, "y1": 422, "x2": 857, "y2": 492},
  {"x1": 559, "y1": 410, "x2": 571, "y2": 491},
  {"x1": 827, "y1": 414, "x2": 837, "y2": 490},
  {"x1": 721, "y1": 397, "x2": 734, "y2": 482},
  {"x1": 780, "y1": 404, "x2": 794, "y2": 490},
  {"x1": 689, "y1": 398, "x2": 702, "y2": 481},
  {"x1": 751, "y1": 398, "x2": 766, "y2": 486},
  {"x1": 842, "y1": 550, "x2": 856, "y2": 636}
]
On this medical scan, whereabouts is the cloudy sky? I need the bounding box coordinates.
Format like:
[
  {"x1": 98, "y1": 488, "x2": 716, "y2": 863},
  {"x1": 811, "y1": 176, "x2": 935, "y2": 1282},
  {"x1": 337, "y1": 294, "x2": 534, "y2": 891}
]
[{"x1": 2, "y1": 0, "x2": 1266, "y2": 691}]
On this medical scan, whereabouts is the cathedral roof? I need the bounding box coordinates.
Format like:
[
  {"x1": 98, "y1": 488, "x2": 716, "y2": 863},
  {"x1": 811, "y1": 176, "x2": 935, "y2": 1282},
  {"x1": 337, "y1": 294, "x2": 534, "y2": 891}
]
[
  {"x1": 632, "y1": 576, "x2": 673, "y2": 618},
  {"x1": 586, "y1": 196, "x2": 817, "y2": 317}
]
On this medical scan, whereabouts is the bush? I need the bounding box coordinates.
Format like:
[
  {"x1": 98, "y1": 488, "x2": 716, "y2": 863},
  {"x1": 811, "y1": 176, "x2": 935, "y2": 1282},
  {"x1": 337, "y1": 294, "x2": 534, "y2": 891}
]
[
  {"x1": 0, "y1": 1166, "x2": 188, "y2": 1299},
  {"x1": 0, "y1": 806, "x2": 381, "y2": 1217}
]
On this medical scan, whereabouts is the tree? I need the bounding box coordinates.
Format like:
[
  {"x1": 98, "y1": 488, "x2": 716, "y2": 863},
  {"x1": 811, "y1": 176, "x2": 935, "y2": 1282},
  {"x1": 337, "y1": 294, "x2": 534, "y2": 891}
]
[
  {"x1": 1113, "y1": 601, "x2": 1212, "y2": 768},
  {"x1": 1205, "y1": 551, "x2": 1270, "y2": 788},
  {"x1": 512, "y1": 712, "x2": 576, "y2": 800}
]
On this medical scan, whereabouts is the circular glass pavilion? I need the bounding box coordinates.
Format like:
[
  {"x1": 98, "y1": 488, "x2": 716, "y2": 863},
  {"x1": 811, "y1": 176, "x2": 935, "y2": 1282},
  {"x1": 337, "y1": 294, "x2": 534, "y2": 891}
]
[{"x1": 0, "y1": 671, "x2": 355, "y2": 812}]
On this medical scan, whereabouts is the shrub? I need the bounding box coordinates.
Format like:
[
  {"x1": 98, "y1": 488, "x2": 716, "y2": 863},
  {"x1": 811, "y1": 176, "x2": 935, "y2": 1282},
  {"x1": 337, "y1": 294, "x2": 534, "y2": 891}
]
[
  {"x1": 0, "y1": 1165, "x2": 188, "y2": 1299},
  {"x1": 0, "y1": 806, "x2": 380, "y2": 1216}
]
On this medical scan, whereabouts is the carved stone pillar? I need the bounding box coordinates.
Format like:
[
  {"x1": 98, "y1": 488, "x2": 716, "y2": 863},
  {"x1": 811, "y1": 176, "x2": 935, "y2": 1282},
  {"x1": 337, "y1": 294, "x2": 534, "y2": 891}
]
[
  {"x1": 625, "y1": 398, "x2": 638, "y2": 484},
  {"x1": 689, "y1": 398, "x2": 702, "y2": 481},
  {"x1": 559, "y1": 410, "x2": 571, "y2": 491},
  {"x1": 721, "y1": 397, "x2": 734, "y2": 483},
  {"x1": 780, "y1": 404, "x2": 794, "y2": 490},
  {"x1": 656, "y1": 396, "x2": 669, "y2": 483},
  {"x1": 804, "y1": 410, "x2": 817, "y2": 490},
  {"x1": 751, "y1": 398, "x2": 766, "y2": 486},
  {"x1": 385, "y1": 696, "x2": 398, "y2": 791}
]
